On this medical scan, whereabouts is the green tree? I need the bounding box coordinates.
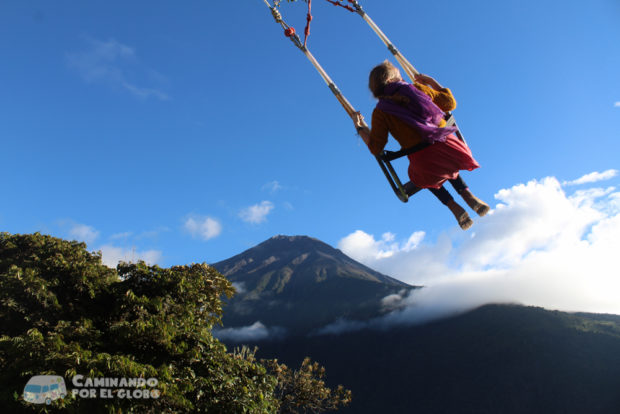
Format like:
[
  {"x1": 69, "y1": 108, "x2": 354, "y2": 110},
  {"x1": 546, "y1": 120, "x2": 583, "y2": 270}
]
[
  {"x1": 262, "y1": 357, "x2": 352, "y2": 414},
  {"x1": 0, "y1": 233, "x2": 350, "y2": 413}
]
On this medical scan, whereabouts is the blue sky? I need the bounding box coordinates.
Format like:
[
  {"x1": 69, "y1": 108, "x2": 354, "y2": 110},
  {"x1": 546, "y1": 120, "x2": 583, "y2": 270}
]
[{"x1": 2, "y1": 0, "x2": 619, "y2": 312}]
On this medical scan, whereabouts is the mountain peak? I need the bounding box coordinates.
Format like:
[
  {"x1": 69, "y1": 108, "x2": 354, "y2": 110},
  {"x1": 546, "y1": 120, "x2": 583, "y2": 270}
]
[
  {"x1": 263, "y1": 234, "x2": 333, "y2": 251},
  {"x1": 269, "y1": 235, "x2": 316, "y2": 241},
  {"x1": 215, "y1": 234, "x2": 406, "y2": 286},
  {"x1": 212, "y1": 235, "x2": 416, "y2": 337}
]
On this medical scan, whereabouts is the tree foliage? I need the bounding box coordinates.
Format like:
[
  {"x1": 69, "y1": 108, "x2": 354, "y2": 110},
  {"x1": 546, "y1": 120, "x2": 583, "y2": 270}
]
[
  {"x1": 262, "y1": 357, "x2": 352, "y2": 414},
  {"x1": 0, "y1": 233, "x2": 350, "y2": 413}
]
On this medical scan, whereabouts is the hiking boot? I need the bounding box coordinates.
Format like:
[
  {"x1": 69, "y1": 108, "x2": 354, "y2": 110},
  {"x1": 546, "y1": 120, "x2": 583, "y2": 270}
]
[
  {"x1": 447, "y1": 200, "x2": 473, "y2": 230},
  {"x1": 460, "y1": 189, "x2": 490, "y2": 217}
]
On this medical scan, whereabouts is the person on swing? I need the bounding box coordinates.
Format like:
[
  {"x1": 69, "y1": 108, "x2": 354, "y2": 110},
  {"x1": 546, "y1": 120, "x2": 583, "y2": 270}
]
[{"x1": 353, "y1": 60, "x2": 489, "y2": 230}]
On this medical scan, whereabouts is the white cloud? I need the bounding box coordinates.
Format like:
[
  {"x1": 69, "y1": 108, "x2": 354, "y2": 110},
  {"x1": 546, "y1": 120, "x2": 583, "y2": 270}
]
[
  {"x1": 614, "y1": 102, "x2": 620, "y2": 107},
  {"x1": 213, "y1": 321, "x2": 285, "y2": 342},
  {"x1": 232, "y1": 281, "x2": 246, "y2": 294},
  {"x1": 110, "y1": 231, "x2": 133, "y2": 240},
  {"x1": 262, "y1": 181, "x2": 283, "y2": 193},
  {"x1": 68, "y1": 223, "x2": 99, "y2": 244},
  {"x1": 338, "y1": 230, "x2": 425, "y2": 263},
  {"x1": 563, "y1": 169, "x2": 618, "y2": 186},
  {"x1": 380, "y1": 289, "x2": 410, "y2": 312},
  {"x1": 122, "y1": 82, "x2": 168, "y2": 101},
  {"x1": 99, "y1": 245, "x2": 162, "y2": 268},
  {"x1": 184, "y1": 216, "x2": 222, "y2": 241},
  {"x1": 337, "y1": 174, "x2": 620, "y2": 330},
  {"x1": 315, "y1": 319, "x2": 368, "y2": 336},
  {"x1": 239, "y1": 201, "x2": 274, "y2": 224},
  {"x1": 67, "y1": 37, "x2": 168, "y2": 100},
  {"x1": 135, "y1": 227, "x2": 170, "y2": 240}
]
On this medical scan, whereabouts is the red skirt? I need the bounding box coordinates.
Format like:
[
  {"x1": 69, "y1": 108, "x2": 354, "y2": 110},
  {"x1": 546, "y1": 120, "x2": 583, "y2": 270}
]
[{"x1": 407, "y1": 134, "x2": 480, "y2": 189}]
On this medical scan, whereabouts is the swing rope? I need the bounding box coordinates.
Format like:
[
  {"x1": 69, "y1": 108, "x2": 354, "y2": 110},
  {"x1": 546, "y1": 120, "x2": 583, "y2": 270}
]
[
  {"x1": 325, "y1": 0, "x2": 355, "y2": 13},
  {"x1": 262, "y1": 0, "x2": 359, "y2": 118},
  {"x1": 326, "y1": 0, "x2": 420, "y2": 81},
  {"x1": 270, "y1": 0, "x2": 420, "y2": 81},
  {"x1": 304, "y1": 0, "x2": 312, "y2": 48},
  {"x1": 266, "y1": 0, "x2": 313, "y2": 49},
  {"x1": 260, "y1": 0, "x2": 417, "y2": 202},
  {"x1": 326, "y1": 0, "x2": 465, "y2": 145}
]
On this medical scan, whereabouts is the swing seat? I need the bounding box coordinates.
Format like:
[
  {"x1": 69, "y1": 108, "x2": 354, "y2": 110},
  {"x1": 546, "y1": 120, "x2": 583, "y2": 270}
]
[
  {"x1": 376, "y1": 113, "x2": 465, "y2": 203},
  {"x1": 376, "y1": 143, "x2": 428, "y2": 203}
]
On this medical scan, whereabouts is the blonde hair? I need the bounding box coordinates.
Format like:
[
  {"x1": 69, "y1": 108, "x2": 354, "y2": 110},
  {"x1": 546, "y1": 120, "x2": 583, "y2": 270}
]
[{"x1": 368, "y1": 60, "x2": 401, "y2": 98}]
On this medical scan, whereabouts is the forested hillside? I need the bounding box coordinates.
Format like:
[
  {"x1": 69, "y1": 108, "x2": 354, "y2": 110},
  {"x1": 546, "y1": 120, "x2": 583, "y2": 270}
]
[{"x1": 254, "y1": 304, "x2": 620, "y2": 414}]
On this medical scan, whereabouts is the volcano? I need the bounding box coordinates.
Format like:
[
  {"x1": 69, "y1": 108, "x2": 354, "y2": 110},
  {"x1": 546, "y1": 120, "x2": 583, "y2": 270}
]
[{"x1": 212, "y1": 235, "x2": 417, "y2": 337}]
